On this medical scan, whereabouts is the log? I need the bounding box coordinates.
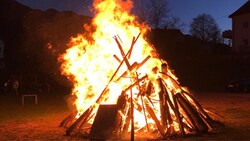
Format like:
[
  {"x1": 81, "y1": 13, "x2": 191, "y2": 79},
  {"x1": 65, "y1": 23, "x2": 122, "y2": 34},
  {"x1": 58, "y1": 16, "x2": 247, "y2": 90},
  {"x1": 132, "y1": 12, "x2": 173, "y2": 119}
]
[
  {"x1": 128, "y1": 37, "x2": 135, "y2": 59},
  {"x1": 66, "y1": 107, "x2": 92, "y2": 135},
  {"x1": 160, "y1": 79, "x2": 177, "y2": 124},
  {"x1": 140, "y1": 95, "x2": 149, "y2": 131},
  {"x1": 164, "y1": 125, "x2": 174, "y2": 137},
  {"x1": 157, "y1": 78, "x2": 168, "y2": 127},
  {"x1": 116, "y1": 55, "x2": 150, "y2": 81},
  {"x1": 145, "y1": 104, "x2": 165, "y2": 136},
  {"x1": 130, "y1": 90, "x2": 134, "y2": 141},
  {"x1": 164, "y1": 97, "x2": 173, "y2": 126},
  {"x1": 175, "y1": 93, "x2": 208, "y2": 133},
  {"x1": 113, "y1": 54, "x2": 121, "y2": 63},
  {"x1": 122, "y1": 107, "x2": 131, "y2": 135},
  {"x1": 181, "y1": 92, "x2": 215, "y2": 130},
  {"x1": 117, "y1": 91, "x2": 128, "y2": 110},
  {"x1": 182, "y1": 92, "x2": 213, "y2": 121},
  {"x1": 114, "y1": 36, "x2": 131, "y2": 69},
  {"x1": 59, "y1": 113, "x2": 75, "y2": 127},
  {"x1": 79, "y1": 111, "x2": 95, "y2": 130},
  {"x1": 128, "y1": 33, "x2": 141, "y2": 59},
  {"x1": 172, "y1": 94, "x2": 185, "y2": 136},
  {"x1": 145, "y1": 81, "x2": 153, "y2": 95},
  {"x1": 124, "y1": 75, "x2": 148, "y2": 93},
  {"x1": 116, "y1": 62, "x2": 138, "y2": 81}
]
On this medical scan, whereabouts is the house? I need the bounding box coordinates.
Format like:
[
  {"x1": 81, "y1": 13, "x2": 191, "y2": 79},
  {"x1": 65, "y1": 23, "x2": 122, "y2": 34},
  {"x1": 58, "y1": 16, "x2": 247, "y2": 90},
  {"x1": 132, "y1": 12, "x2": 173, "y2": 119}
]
[{"x1": 229, "y1": 1, "x2": 250, "y2": 52}]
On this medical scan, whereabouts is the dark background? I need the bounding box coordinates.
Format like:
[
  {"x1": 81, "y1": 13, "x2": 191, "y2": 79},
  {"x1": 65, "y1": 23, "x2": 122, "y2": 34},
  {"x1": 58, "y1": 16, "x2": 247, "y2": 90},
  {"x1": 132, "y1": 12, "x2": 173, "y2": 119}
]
[{"x1": 1, "y1": 0, "x2": 250, "y2": 93}]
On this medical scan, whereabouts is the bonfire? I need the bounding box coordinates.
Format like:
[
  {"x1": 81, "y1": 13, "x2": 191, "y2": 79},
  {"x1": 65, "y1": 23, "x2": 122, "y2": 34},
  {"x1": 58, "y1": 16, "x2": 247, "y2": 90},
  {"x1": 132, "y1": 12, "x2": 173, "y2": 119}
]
[{"x1": 58, "y1": 0, "x2": 222, "y2": 140}]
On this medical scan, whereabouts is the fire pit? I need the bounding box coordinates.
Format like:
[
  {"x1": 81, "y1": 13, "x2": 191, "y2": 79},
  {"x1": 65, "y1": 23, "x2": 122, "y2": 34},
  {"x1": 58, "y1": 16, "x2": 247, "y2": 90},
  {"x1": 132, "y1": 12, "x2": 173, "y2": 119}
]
[{"x1": 58, "y1": 0, "x2": 222, "y2": 140}]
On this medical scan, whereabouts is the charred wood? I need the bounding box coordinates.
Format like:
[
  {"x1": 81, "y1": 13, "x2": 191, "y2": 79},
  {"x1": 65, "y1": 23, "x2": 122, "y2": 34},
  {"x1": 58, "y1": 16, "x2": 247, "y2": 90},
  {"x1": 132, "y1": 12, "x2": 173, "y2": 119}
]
[{"x1": 175, "y1": 93, "x2": 208, "y2": 133}]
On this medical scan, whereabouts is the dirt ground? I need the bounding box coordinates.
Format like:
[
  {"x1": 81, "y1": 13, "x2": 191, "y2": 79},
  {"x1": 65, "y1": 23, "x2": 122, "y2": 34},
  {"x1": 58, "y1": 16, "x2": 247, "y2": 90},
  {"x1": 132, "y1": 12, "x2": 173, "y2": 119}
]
[{"x1": 0, "y1": 92, "x2": 250, "y2": 140}]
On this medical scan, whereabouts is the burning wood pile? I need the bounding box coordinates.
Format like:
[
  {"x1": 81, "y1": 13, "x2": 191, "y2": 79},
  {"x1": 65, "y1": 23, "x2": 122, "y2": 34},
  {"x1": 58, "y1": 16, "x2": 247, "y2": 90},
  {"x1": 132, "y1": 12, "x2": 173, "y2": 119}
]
[
  {"x1": 60, "y1": 34, "x2": 221, "y2": 140},
  {"x1": 57, "y1": 0, "x2": 222, "y2": 140}
]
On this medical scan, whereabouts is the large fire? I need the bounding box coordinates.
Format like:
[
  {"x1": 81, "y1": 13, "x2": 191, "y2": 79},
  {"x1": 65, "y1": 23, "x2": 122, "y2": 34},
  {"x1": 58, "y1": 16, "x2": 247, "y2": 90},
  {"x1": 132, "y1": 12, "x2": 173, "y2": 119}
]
[
  {"x1": 60, "y1": 0, "x2": 166, "y2": 117},
  {"x1": 59, "y1": 0, "x2": 219, "y2": 140}
]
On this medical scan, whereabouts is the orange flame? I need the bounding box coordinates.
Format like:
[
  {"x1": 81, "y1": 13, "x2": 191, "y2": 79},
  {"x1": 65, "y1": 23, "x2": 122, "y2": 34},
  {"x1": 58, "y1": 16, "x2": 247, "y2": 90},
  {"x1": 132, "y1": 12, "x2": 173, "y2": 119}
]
[{"x1": 59, "y1": 0, "x2": 186, "y2": 136}]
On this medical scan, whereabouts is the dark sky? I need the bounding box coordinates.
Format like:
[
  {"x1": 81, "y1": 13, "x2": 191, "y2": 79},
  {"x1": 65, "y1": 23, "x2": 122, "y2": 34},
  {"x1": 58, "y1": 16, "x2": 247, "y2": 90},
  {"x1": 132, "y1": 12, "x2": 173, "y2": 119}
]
[{"x1": 16, "y1": 0, "x2": 248, "y2": 33}]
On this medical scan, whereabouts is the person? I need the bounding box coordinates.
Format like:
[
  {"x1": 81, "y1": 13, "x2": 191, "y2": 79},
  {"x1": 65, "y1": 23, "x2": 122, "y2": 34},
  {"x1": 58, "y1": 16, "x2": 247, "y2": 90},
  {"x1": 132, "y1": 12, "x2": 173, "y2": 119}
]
[
  {"x1": 4, "y1": 79, "x2": 10, "y2": 95},
  {"x1": 13, "y1": 79, "x2": 19, "y2": 96}
]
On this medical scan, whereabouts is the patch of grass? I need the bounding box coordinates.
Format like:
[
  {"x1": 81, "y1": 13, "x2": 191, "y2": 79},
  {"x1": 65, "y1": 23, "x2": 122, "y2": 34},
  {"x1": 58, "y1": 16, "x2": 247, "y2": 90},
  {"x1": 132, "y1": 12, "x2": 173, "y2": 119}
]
[
  {"x1": 224, "y1": 108, "x2": 250, "y2": 118},
  {"x1": 0, "y1": 94, "x2": 70, "y2": 122},
  {"x1": 0, "y1": 93, "x2": 250, "y2": 140}
]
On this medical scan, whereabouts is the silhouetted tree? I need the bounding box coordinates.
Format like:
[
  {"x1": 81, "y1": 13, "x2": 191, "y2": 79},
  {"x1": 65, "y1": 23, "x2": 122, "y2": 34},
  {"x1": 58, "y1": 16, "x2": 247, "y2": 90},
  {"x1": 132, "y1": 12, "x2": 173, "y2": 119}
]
[
  {"x1": 190, "y1": 13, "x2": 221, "y2": 43},
  {"x1": 164, "y1": 16, "x2": 185, "y2": 31},
  {"x1": 133, "y1": 0, "x2": 169, "y2": 28},
  {"x1": 149, "y1": 0, "x2": 169, "y2": 28}
]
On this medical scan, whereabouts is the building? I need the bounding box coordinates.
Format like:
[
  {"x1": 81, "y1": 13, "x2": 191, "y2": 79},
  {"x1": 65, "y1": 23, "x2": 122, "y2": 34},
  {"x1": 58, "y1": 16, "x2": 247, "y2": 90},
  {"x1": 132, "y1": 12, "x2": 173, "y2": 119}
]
[{"x1": 229, "y1": 1, "x2": 250, "y2": 52}]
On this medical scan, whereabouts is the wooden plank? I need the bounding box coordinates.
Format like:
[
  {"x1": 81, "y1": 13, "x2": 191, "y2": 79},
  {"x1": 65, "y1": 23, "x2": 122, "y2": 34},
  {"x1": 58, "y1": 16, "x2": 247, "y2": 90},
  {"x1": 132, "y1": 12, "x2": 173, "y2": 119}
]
[
  {"x1": 175, "y1": 93, "x2": 208, "y2": 133},
  {"x1": 90, "y1": 105, "x2": 119, "y2": 140},
  {"x1": 172, "y1": 94, "x2": 185, "y2": 136},
  {"x1": 59, "y1": 112, "x2": 76, "y2": 128},
  {"x1": 145, "y1": 104, "x2": 165, "y2": 136},
  {"x1": 157, "y1": 78, "x2": 168, "y2": 127},
  {"x1": 116, "y1": 55, "x2": 150, "y2": 81},
  {"x1": 114, "y1": 36, "x2": 131, "y2": 69}
]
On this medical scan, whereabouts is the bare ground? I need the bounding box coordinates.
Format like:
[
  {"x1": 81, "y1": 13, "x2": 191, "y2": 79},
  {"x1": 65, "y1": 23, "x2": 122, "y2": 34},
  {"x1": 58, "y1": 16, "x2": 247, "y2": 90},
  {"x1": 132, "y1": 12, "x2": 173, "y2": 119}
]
[{"x1": 0, "y1": 92, "x2": 250, "y2": 140}]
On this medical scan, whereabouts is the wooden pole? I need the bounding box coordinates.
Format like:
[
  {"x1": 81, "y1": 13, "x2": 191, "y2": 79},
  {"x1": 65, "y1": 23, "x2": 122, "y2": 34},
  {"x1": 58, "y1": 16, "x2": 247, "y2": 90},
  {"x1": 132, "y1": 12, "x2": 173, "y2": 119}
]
[
  {"x1": 128, "y1": 33, "x2": 141, "y2": 59},
  {"x1": 59, "y1": 112, "x2": 76, "y2": 128},
  {"x1": 172, "y1": 94, "x2": 185, "y2": 136},
  {"x1": 114, "y1": 36, "x2": 131, "y2": 69},
  {"x1": 116, "y1": 55, "x2": 150, "y2": 81},
  {"x1": 140, "y1": 95, "x2": 149, "y2": 131},
  {"x1": 175, "y1": 93, "x2": 208, "y2": 133},
  {"x1": 113, "y1": 54, "x2": 121, "y2": 63},
  {"x1": 145, "y1": 104, "x2": 165, "y2": 136},
  {"x1": 124, "y1": 75, "x2": 148, "y2": 93},
  {"x1": 182, "y1": 92, "x2": 213, "y2": 121},
  {"x1": 130, "y1": 89, "x2": 134, "y2": 141},
  {"x1": 157, "y1": 78, "x2": 168, "y2": 127}
]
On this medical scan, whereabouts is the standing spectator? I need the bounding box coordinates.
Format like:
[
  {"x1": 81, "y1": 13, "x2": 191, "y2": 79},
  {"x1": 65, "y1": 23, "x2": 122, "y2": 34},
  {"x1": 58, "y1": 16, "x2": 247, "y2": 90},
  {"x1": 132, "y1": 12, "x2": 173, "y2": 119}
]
[
  {"x1": 4, "y1": 79, "x2": 10, "y2": 95},
  {"x1": 13, "y1": 79, "x2": 19, "y2": 96}
]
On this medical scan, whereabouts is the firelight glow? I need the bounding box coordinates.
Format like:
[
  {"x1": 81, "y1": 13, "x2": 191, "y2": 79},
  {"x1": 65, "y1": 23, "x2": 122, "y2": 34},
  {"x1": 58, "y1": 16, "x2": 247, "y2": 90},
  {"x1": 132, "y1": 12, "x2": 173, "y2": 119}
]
[{"x1": 59, "y1": 0, "x2": 186, "y2": 136}]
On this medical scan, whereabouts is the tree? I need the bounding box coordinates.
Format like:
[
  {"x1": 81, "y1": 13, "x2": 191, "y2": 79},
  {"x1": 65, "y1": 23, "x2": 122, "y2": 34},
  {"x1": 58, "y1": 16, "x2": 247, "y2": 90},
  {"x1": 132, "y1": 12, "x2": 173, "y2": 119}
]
[
  {"x1": 163, "y1": 15, "x2": 185, "y2": 31},
  {"x1": 133, "y1": 0, "x2": 169, "y2": 29},
  {"x1": 190, "y1": 13, "x2": 221, "y2": 43},
  {"x1": 149, "y1": 0, "x2": 169, "y2": 28}
]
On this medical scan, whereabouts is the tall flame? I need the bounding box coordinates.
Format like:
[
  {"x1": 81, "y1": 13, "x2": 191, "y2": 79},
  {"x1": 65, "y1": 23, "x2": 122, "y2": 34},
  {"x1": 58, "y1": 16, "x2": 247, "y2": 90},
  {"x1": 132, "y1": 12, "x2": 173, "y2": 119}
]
[{"x1": 59, "y1": 0, "x2": 183, "y2": 135}]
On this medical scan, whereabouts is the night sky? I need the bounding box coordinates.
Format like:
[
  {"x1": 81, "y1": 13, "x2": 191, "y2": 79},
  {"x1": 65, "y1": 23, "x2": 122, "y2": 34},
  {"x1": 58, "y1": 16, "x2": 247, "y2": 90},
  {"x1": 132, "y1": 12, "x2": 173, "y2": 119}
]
[{"x1": 16, "y1": 0, "x2": 248, "y2": 33}]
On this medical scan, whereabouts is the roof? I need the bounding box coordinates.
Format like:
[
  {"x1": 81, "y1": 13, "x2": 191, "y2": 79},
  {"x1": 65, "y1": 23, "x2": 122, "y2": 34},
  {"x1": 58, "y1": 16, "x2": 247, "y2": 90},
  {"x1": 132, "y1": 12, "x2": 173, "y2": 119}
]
[{"x1": 229, "y1": 1, "x2": 250, "y2": 18}]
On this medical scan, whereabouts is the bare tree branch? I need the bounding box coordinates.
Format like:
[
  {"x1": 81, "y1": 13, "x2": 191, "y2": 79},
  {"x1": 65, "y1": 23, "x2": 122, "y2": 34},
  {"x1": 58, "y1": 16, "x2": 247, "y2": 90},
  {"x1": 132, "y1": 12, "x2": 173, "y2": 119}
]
[{"x1": 190, "y1": 13, "x2": 221, "y2": 43}]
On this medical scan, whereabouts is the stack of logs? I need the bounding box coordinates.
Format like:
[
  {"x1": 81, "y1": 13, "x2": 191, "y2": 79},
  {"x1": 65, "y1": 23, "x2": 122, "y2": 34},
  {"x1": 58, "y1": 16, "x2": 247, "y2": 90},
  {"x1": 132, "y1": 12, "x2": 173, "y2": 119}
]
[{"x1": 59, "y1": 33, "x2": 222, "y2": 140}]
